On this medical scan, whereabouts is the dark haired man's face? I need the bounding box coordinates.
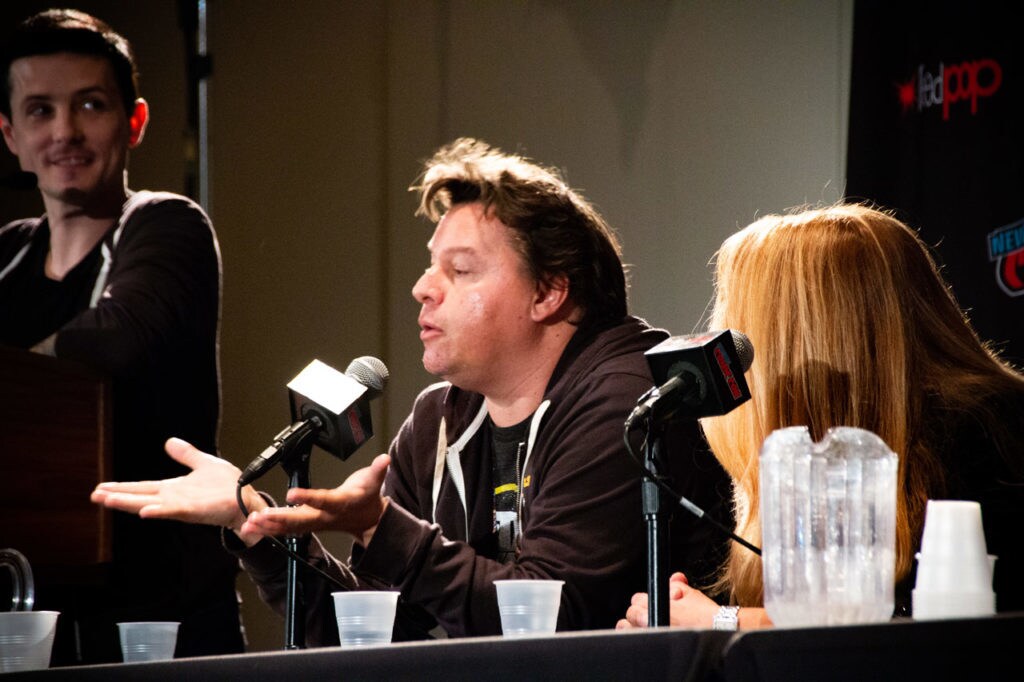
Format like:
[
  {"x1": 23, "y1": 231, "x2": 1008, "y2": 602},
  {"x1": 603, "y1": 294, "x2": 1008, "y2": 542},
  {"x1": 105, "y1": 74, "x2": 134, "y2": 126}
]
[
  {"x1": 1, "y1": 52, "x2": 135, "y2": 211},
  {"x1": 412, "y1": 202, "x2": 543, "y2": 396}
]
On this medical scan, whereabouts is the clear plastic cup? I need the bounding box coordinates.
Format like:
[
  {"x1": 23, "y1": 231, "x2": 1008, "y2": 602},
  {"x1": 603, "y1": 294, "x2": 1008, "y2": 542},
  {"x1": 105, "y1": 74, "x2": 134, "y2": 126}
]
[
  {"x1": 918, "y1": 500, "x2": 989, "y2": 560},
  {"x1": 914, "y1": 552, "x2": 995, "y2": 593},
  {"x1": 494, "y1": 579, "x2": 564, "y2": 637},
  {"x1": 117, "y1": 622, "x2": 179, "y2": 662},
  {"x1": 912, "y1": 589, "x2": 996, "y2": 620},
  {"x1": 0, "y1": 611, "x2": 59, "y2": 672},
  {"x1": 331, "y1": 591, "x2": 399, "y2": 648},
  {"x1": 912, "y1": 500, "x2": 996, "y2": 620}
]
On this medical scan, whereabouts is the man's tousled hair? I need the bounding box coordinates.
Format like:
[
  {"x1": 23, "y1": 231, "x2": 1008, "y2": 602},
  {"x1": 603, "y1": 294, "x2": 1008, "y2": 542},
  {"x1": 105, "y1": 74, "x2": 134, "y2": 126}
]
[{"x1": 412, "y1": 138, "x2": 628, "y2": 331}]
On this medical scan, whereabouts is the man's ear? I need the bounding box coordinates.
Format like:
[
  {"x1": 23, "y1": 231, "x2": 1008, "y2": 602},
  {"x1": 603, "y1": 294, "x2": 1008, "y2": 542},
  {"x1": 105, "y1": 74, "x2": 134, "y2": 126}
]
[
  {"x1": 1, "y1": 113, "x2": 17, "y2": 156},
  {"x1": 128, "y1": 98, "x2": 149, "y2": 147},
  {"x1": 531, "y1": 274, "x2": 571, "y2": 323}
]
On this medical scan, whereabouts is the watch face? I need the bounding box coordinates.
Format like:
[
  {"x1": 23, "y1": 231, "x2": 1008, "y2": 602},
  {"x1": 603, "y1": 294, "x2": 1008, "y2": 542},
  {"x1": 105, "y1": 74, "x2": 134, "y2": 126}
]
[{"x1": 713, "y1": 606, "x2": 740, "y2": 630}]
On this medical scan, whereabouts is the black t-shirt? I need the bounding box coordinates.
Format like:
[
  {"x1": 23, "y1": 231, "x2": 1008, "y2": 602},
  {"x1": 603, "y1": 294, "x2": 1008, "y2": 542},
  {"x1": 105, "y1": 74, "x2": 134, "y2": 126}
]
[
  {"x1": 491, "y1": 415, "x2": 531, "y2": 563},
  {"x1": 0, "y1": 195, "x2": 243, "y2": 662},
  {"x1": 0, "y1": 221, "x2": 105, "y2": 348}
]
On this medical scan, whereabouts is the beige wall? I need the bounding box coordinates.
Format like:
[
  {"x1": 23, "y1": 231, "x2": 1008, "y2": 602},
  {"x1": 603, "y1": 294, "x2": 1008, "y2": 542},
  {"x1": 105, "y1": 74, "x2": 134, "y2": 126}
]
[{"x1": 1, "y1": 0, "x2": 851, "y2": 652}]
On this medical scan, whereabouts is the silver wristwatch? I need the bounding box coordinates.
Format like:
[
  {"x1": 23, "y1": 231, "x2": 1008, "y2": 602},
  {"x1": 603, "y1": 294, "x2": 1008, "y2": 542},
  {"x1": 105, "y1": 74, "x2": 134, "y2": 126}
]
[{"x1": 712, "y1": 605, "x2": 740, "y2": 631}]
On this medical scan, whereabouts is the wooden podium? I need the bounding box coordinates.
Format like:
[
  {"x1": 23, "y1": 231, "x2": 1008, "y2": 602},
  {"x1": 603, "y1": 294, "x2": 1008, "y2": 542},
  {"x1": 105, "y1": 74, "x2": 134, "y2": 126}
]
[{"x1": 0, "y1": 345, "x2": 113, "y2": 571}]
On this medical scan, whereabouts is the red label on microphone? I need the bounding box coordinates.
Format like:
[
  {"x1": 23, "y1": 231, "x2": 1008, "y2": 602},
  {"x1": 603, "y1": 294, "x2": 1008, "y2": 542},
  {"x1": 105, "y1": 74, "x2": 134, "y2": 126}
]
[
  {"x1": 713, "y1": 343, "x2": 743, "y2": 400},
  {"x1": 347, "y1": 406, "x2": 366, "y2": 445}
]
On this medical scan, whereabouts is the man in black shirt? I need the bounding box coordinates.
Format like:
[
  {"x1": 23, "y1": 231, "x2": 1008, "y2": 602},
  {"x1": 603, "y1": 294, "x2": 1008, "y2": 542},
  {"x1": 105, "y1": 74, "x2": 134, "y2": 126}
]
[{"x1": 0, "y1": 9, "x2": 243, "y2": 664}]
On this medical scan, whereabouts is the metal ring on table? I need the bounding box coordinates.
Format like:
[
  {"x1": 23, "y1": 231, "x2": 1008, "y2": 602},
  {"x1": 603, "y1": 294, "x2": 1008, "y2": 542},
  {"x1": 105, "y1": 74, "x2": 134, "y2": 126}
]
[{"x1": 0, "y1": 548, "x2": 35, "y2": 612}]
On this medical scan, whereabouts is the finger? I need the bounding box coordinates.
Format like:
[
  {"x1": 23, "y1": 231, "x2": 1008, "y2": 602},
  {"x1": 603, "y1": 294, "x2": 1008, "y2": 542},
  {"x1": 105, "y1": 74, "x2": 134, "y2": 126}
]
[
  {"x1": 248, "y1": 506, "x2": 321, "y2": 534},
  {"x1": 630, "y1": 592, "x2": 649, "y2": 608},
  {"x1": 93, "y1": 481, "x2": 163, "y2": 495},
  {"x1": 284, "y1": 487, "x2": 335, "y2": 508},
  {"x1": 669, "y1": 572, "x2": 689, "y2": 585},
  {"x1": 93, "y1": 491, "x2": 155, "y2": 514},
  {"x1": 238, "y1": 517, "x2": 272, "y2": 538},
  {"x1": 615, "y1": 618, "x2": 634, "y2": 630},
  {"x1": 626, "y1": 603, "x2": 648, "y2": 627},
  {"x1": 357, "y1": 455, "x2": 391, "y2": 492},
  {"x1": 252, "y1": 506, "x2": 313, "y2": 524},
  {"x1": 371, "y1": 453, "x2": 391, "y2": 473},
  {"x1": 241, "y1": 513, "x2": 289, "y2": 536},
  {"x1": 137, "y1": 503, "x2": 180, "y2": 520},
  {"x1": 164, "y1": 437, "x2": 214, "y2": 470},
  {"x1": 669, "y1": 582, "x2": 686, "y2": 600}
]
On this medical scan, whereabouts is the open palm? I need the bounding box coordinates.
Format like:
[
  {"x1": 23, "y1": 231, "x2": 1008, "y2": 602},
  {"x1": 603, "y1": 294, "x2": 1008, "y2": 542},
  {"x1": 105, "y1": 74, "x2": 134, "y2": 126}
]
[{"x1": 91, "y1": 437, "x2": 262, "y2": 531}]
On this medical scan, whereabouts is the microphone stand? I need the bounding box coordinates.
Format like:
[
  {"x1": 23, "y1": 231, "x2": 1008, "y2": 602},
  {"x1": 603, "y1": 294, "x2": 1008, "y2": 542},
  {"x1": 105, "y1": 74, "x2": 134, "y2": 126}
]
[
  {"x1": 278, "y1": 433, "x2": 316, "y2": 650},
  {"x1": 642, "y1": 418, "x2": 671, "y2": 627}
]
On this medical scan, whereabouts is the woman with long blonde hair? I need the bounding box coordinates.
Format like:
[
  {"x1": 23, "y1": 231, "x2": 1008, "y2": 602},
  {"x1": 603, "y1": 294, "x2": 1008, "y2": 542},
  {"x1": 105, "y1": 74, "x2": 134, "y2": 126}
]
[{"x1": 620, "y1": 203, "x2": 1024, "y2": 629}]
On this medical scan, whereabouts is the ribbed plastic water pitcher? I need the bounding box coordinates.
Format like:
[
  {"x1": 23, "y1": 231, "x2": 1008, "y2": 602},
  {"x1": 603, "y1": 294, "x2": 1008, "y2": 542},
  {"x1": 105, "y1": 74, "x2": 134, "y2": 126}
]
[{"x1": 760, "y1": 426, "x2": 897, "y2": 626}]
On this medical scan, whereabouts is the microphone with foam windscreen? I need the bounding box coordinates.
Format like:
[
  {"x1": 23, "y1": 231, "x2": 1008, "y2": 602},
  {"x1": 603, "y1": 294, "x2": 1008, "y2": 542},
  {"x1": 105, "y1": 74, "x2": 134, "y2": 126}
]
[
  {"x1": 626, "y1": 329, "x2": 753, "y2": 427},
  {"x1": 238, "y1": 356, "x2": 389, "y2": 486}
]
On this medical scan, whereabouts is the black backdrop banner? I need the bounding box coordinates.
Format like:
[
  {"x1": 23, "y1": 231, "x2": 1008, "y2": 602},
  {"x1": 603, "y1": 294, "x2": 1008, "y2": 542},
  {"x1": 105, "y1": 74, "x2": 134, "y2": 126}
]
[{"x1": 846, "y1": 1, "x2": 1024, "y2": 366}]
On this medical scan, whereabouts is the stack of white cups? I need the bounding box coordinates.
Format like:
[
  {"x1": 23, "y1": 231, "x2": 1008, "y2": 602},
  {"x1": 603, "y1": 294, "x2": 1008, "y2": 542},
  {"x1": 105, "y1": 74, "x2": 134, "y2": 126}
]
[{"x1": 913, "y1": 500, "x2": 996, "y2": 619}]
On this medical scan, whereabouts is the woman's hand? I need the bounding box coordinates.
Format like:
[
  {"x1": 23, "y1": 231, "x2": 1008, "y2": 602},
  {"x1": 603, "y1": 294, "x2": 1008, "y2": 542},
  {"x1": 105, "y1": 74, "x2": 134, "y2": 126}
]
[{"x1": 616, "y1": 572, "x2": 720, "y2": 629}]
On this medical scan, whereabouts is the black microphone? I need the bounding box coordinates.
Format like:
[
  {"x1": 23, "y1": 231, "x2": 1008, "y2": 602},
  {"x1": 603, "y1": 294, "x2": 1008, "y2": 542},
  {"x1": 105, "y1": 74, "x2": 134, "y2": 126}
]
[
  {"x1": 626, "y1": 329, "x2": 753, "y2": 427},
  {"x1": 238, "y1": 356, "x2": 389, "y2": 486}
]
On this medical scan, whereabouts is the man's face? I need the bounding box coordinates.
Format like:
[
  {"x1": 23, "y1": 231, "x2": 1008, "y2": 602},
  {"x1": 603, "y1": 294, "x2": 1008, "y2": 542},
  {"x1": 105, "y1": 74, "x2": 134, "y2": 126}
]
[
  {"x1": 413, "y1": 202, "x2": 543, "y2": 395},
  {"x1": 1, "y1": 52, "x2": 134, "y2": 209}
]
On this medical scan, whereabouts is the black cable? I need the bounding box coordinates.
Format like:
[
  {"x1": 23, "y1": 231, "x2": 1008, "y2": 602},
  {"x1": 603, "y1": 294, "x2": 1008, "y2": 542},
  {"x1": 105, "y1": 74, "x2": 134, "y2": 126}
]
[
  {"x1": 236, "y1": 485, "x2": 349, "y2": 590},
  {"x1": 623, "y1": 417, "x2": 761, "y2": 556}
]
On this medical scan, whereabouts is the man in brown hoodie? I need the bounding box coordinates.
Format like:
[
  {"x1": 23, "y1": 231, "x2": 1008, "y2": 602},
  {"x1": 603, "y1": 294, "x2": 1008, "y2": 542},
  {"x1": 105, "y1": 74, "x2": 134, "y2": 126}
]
[{"x1": 93, "y1": 138, "x2": 731, "y2": 643}]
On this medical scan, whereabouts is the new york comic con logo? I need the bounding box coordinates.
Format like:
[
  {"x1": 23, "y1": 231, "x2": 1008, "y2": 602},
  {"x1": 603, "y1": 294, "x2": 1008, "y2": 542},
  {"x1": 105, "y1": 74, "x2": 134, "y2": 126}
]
[
  {"x1": 988, "y1": 218, "x2": 1024, "y2": 296},
  {"x1": 897, "y1": 58, "x2": 1002, "y2": 119}
]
